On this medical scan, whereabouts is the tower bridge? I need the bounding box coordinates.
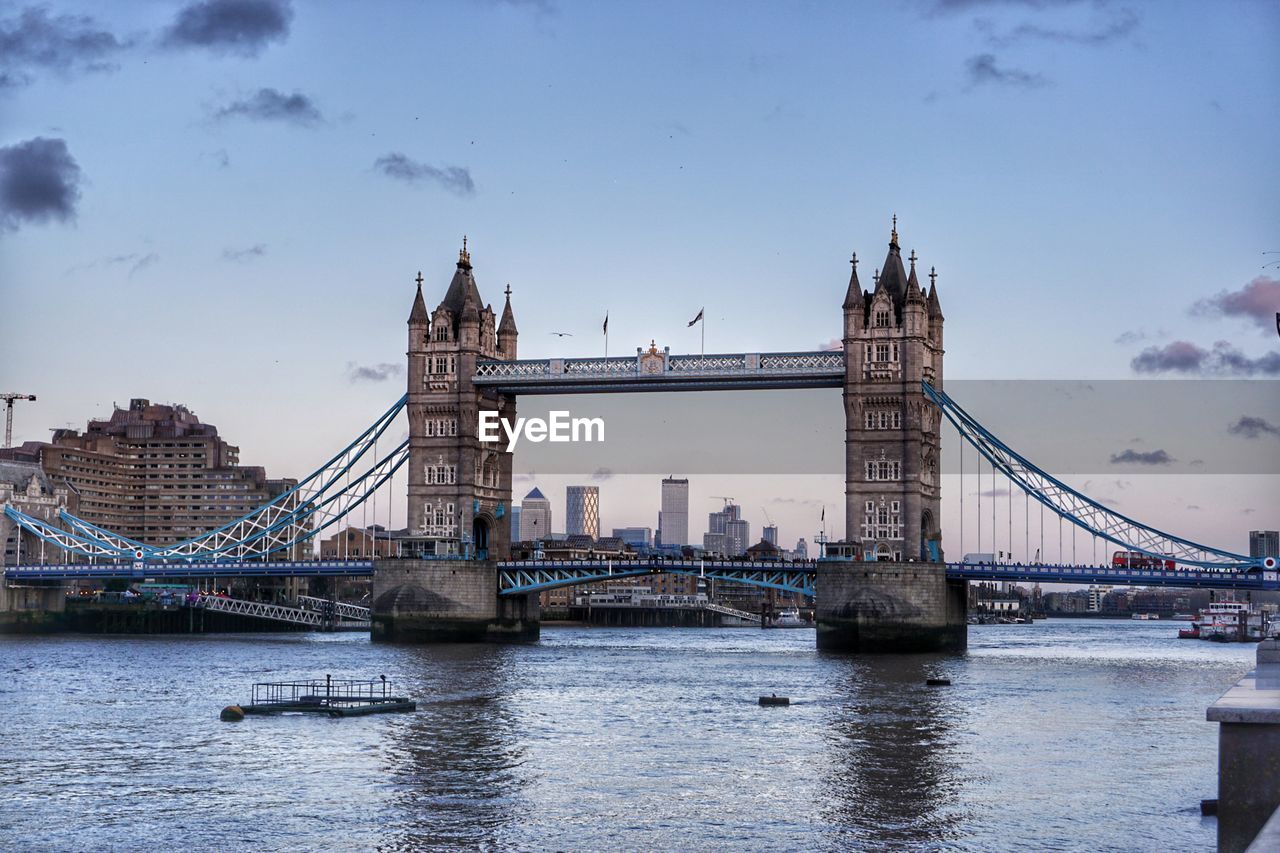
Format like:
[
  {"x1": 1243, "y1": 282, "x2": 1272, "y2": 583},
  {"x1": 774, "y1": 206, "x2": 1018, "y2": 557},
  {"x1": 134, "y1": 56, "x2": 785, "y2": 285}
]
[{"x1": 3, "y1": 222, "x2": 1271, "y2": 649}]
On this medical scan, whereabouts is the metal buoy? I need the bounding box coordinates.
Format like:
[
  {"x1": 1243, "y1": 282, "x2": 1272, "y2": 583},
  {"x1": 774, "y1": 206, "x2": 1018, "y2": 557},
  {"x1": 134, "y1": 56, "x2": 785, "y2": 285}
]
[
  {"x1": 220, "y1": 704, "x2": 245, "y2": 722},
  {"x1": 926, "y1": 678, "x2": 951, "y2": 687}
]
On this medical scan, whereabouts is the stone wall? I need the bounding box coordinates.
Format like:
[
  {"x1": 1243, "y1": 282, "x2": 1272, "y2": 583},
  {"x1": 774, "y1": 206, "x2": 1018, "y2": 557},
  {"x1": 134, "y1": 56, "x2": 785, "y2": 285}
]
[
  {"x1": 815, "y1": 560, "x2": 966, "y2": 653},
  {"x1": 371, "y1": 558, "x2": 538, "y2": 643}
]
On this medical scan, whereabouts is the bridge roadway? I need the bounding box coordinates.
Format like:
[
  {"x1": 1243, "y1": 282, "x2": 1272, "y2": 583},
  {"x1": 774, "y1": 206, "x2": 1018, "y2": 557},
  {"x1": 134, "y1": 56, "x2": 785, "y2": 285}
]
[{"x1": 8, "y1": 558, "x2": 1276, "y2": 594}]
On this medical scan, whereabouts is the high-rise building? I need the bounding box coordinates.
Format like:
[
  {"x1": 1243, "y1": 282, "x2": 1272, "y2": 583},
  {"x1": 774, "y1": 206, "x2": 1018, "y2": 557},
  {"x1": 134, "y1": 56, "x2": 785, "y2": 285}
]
[
  {"x1": 704, "y1": 501, "x2": 748, "y2": 556},
  {"x1": 520, "y1": 487, "x2": 552, "y2": 542},
  {"x1": 612, "y1": 527, "x2": 652, "y2": 549},
  {"x1": 843, "y1": 219, "x2": 944, "y2": 561},
  {"x1": 763, "y1": 524, "x2": 778, "y2": 546},
  {"x1": 1250, "y1": 530, "x2": 1279, "y2": 559},
  {"x1": 9, "y1": 399, "x2": 303, "y2": 550},
  {"x1": 659, "y1": 476, "x2": 689, "y2": 547},
  {"x1": 793, "y1": 538, "x2": 809, "y2": 560},
  {"x1": 566, "y1": 485, "x2": 600, "y2": 538},
  {"x1": 510, "y1": 505, "x2": 521, "y2": 543},
  {"x1": 726, "y1": 518, "x2": 750, "y2": 556}
]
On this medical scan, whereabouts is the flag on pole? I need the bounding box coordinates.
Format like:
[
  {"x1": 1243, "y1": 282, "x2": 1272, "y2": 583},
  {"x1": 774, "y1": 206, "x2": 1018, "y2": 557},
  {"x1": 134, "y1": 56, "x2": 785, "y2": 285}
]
[
  {"x1": 821, "y1": 506, "x2": 825, "y2": 522},
  {"x1": 603, "y1": 312, "x2": 609, "y2": 335},
  {"x1": 688, "y1": 307, "x2": 704, "y2": 327}
]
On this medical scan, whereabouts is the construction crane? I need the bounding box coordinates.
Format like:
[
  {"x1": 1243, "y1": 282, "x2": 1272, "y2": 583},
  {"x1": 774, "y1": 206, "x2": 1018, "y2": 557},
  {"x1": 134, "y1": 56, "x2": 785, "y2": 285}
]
[
  {"x1": 709, "y1": 496, "x2": 736, "y2": 508},
  {"x1": 2, "y1": 393, "x2": 36, "y2": 448},
  {"x1": 761, "y1": 506, "x2": 775, "y2": 526}
]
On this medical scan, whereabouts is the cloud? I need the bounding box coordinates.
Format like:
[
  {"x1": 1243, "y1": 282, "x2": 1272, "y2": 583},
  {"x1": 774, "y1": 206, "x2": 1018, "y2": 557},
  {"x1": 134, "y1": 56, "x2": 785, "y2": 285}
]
[
  {"x1": 591, "y1": 467, "x2": 614, "y2": 481},
  {"x1": 1191, "y1": 276, "x2": 1280, "y2": 334},
  {"x1": 163, "y1": 0, "x2": 292, "y2": 56},
  {"x1": 128, "y1": 252, "x2": 158, "y2": 276},
  {"x1": 0, "y1": 6, "x2": 133, "y2": 89},
  {"x1": 1187, "y1": 504, "x2": 1201, "y2": 511},
  {"x1": 1228, "y1": 416, "x2": 1280, "y2": 439},
  {"x1": 1131, "y1": 340, "x2": 1280, "y2": 377},
  {"x1": 0, "y1": 137, "x2": 82, "y2": 232},
  {"x1": 204, "y1": 148, "x2": 230, "y2": 168},
  {"x1": 373, "y1": 153, "x2": 475, "y2": 196},
  {"x1": 346, "y1": 362, "x2": 403, "y2": 383},
  {"x1": 1109, "y1": 449, "x2": 1174, "y2": 466},
  {"x1": 979, "y1": 8, "x2": 1139, "y2": 48},
  {"x1": 819, "y1": 338, "x2": 842, "y2": 351},
  {"x1": 931, "y1": 0, "x2": 1089, "y2": 12},
  {"x1": 979, "y1": 487, "x2": 1010, "y2": 497},
  {"x1": 965, "y1": 54, "x2": 1049, "y2": 88},
  {"x1": 222, "y1": 243, "x2": 266, "y2": 261},
  {"x1": 212, "y1": 88, "x2": 323, "y2": 126}
]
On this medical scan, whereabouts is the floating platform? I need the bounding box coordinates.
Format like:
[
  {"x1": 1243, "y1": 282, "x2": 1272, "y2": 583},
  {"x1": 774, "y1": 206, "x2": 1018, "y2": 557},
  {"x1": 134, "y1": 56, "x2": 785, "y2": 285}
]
[{"x1": 224, "y1": 676, "x2": 416, "y2": 720}]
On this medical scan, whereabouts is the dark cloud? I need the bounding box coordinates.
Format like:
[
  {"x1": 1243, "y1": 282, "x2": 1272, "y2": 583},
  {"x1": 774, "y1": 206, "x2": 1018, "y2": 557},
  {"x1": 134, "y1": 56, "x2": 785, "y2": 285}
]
[
  {"x1": 978, "y1": 487, "x2": 1010, "y2": 497},
  {"x1": 1191, "y1": 276, "x2": 1280, "y2": 334},
  {"x1": 213, "y1": 88, "x2": 323, "y2": 126},
  {"x1": 1109, "y1": 449, "x2": 1174, "y2": 466},
  {"x1": 127, "y1": 252, "x2": 159, "y2": 276},
  {"x1": 373, "y1": 153, "x2": 475, "y2": 196},
  {"x1": 1228, "y1": 416, "x2": 1280, "y2": 440},
  {"x1": 222, "y1": 243, "x2": 266, "y2": 262},
  {"x1": 64, "y1": 251, "x2": 159, "y2": 276},
  {"x1": 0, "y1": 137, "x2": 82, "y2": 232},
  {"x1": 1131, "y1": 340, "x2": 1280, "y2": 377},
  {"x1": 591, "y1": 467, "x2": 614, "y2": 481},
  {"x1": 965, "y1": 54, "x2": 1049, "y2": 88},
  {"x1": 0, "y1": 6, "x2": 133, "y2": 89},
  {"x1": 163, "y1": 0, "x2": 292, "y2": 56},
  {"x1": 979, "y1": 8, "x2": 1139, "y2": 48},
  {"x1": 347, "y1": 362, "x2": 403, "y2": 383},
  {"x1": 1187, "y1": 504, "x2": 1201, "y2": 511},
  {"x1": 931, "y1": 0, "x2": 1088, "y2": 12}
]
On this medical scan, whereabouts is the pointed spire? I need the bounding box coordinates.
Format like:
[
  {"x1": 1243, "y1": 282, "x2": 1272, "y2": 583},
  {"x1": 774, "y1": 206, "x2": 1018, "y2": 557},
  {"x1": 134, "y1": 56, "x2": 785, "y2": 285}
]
[
  {"x1": 499, "y1": 282, "x2": 517, "y2": 336},
  {"x1": 927, "y1": 266, "x2": 943, "y2": 318},
  {"x1": 890, "y1": 213, "x2": 899, "y2": 249},
  {"x1": 843, "y1": 251, "x2": 863, "y2": 310},
  {"x1": 906, "y1": 250, "x2": 924, "y2": 302},
  {"x1": 457, "y1": 235, "x2": 472, "y2": 269},
  {"x1": 408, "y1": 270, "x2": 428, "y2": 325}
]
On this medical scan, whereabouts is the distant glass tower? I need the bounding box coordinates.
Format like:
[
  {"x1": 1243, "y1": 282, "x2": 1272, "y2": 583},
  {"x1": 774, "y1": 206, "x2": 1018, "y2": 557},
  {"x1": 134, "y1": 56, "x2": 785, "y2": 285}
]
[
  {"x1": 1251, "y1": 530, "x2": 1279, "y2": 559},
  {"x1": 763, "y1": 524, "x2": 778, "y2": 546},
  {"x1": 659, "y1": 476, "x2": 689, "y2": 547},
  {"x1": 520, "y1": 487, "x2": 552, "y2": 542},
  {"x1": 566, "y1": 485, "x2": 600, "y2": 538}
]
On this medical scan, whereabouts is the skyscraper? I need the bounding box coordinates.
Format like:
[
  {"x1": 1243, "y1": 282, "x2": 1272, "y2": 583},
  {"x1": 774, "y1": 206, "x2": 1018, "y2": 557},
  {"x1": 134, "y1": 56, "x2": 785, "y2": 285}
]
[
  {"x1": 566, "y1": 485, "x2": 600, "y2": 538},
  {"x1": 763, "y1": 524, "x2": 778, "y2": 546},
  {"x1": 659, "y1": 476, "x2": 689, "y2": 547},
  {"x1": 520, "y1": 487, "x2": 552, "y2": 542},
  {"x1": 704, "y1": 501, "x2": 748, "y2": 556},
  {"x1": 1251, "y1": 530, "x2": 1279, "y2": 559}
]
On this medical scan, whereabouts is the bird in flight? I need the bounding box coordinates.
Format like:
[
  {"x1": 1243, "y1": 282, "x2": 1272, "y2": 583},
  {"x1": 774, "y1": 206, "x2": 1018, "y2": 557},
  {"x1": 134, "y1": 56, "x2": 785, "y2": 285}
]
[{"x1": 549, "y1": 331, "x2": 573, "y2": 337}]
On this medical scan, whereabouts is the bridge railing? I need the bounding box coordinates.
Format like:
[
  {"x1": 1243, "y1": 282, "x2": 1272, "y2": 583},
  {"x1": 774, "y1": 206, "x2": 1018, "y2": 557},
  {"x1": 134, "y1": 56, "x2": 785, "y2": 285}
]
[{"x1": 473, "y1": 351, "x2": 845, "y2": 384}]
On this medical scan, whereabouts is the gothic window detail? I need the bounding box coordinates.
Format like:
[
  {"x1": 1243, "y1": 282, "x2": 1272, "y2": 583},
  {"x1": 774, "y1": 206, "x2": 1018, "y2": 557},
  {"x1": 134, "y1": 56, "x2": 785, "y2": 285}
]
[
  {"x1": 875, "y1": 310, "x2": 890, "y2": 328},
  {"x1": 864, "y1": 460, "x2": 901, "y2": 481},
  {"x1": 424, "y1": 464, "x2": 457, "y2": 485}
]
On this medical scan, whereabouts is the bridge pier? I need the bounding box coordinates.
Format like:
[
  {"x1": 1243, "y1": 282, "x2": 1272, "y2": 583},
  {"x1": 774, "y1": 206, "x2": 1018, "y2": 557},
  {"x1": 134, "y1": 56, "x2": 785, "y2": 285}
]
[
  {"x1": 815, "y1": 560, "x2": 966, "y2": 653},
  {"x1": 370, "y1": 558, "x2": 539, "y2": 643}
]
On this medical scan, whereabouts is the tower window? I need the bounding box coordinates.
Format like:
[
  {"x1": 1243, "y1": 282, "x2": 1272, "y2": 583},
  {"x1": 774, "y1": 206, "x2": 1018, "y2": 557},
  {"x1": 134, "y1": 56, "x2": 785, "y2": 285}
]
[{"x1": 875, "y1": 311, "x2": 890, "y2": 328}]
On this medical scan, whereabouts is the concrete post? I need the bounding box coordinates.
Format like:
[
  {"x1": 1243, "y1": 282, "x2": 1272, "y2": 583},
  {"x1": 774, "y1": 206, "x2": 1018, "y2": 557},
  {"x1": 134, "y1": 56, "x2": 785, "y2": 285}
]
[
  {"x1": 815, "y1": 558, "x2": 966, "y2": 653},
  {"x1": 370, "y1": 558, "x2": 538, "y2": 643}
]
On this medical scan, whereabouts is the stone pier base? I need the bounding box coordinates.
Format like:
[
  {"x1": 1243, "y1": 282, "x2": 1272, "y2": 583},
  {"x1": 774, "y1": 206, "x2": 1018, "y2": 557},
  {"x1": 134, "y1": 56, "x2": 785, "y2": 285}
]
[
  {"x1": 371, "y1": 558, "x2": 539, "y2": 643},
  {"x1": 815, "y1": 560, "x2": 966, "y2": 653}
]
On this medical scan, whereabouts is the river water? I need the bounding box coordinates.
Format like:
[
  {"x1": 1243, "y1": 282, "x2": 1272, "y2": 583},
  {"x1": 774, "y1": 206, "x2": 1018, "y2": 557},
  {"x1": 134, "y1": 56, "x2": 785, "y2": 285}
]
[{"x1": 0, "y1": 619, "x2": 1253, "y2": 851}]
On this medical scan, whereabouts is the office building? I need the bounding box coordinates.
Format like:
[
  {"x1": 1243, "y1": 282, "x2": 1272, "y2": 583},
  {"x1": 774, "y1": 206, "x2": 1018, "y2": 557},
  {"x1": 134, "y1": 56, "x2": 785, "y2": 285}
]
[
  {"x1": 520, "y1": 487, "x2": 552, "y2": 542},
  {"x1": 659, "y1": 476, "x2": 689, "y2": 547},
  {"x1": 763, "y1": 524, "x2": 778, "y2": 546},
  {"x1": 613, "y1": 527, "x2": 652, "y2": 550},
  {"x1": 1250, "y1": 530, "x2": 1278, "y2": 559},
  {"x1": 566, "y1": 485, "x2": 600, "y2": 538},
  {"x1": 510, "y1": 505, "x2": 521, "y2": 543}
]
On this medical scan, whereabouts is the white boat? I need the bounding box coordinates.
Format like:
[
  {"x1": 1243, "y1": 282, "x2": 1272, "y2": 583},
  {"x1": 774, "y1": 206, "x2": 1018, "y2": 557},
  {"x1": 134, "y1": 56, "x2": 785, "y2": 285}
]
[{"x1": 766, "y1": 608, "x2": 808, "y2": 629}]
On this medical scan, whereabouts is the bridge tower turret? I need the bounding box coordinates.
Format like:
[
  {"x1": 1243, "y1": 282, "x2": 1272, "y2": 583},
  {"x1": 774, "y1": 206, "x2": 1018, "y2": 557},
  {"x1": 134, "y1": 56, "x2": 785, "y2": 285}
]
[
  {"x1": 405, "y1": 238, "x2": 517, "y2": 559},
  {"x1": 842, "y1": 217, "x2": 944, "y2": 562}
]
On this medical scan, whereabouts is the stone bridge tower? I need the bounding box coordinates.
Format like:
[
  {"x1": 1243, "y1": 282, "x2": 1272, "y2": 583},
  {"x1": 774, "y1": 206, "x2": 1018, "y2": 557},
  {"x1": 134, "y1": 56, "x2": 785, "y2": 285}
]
[
  {"x1": 406, "y1": 239, "x2": 518, "y2": 559},
  {"x1": 842, "y1": 218, "x2": 945, "y2": 562}
]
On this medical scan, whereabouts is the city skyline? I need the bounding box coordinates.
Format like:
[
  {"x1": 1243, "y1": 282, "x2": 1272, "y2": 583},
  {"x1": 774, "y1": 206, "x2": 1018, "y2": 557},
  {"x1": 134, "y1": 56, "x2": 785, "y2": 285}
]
[{"x1": 1, "y1": 0, "x2": 1276, "y2": 555}]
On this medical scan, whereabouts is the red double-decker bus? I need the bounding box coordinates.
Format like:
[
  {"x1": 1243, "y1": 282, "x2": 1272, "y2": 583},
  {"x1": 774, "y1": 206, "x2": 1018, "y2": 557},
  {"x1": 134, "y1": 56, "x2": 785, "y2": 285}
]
[{"x1": 1112, "y1": 551, "x2": 1176, "y2": 571}]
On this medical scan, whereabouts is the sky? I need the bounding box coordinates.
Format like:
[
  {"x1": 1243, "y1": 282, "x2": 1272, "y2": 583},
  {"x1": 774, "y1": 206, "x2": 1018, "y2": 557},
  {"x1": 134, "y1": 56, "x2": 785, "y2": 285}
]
[{"x1": 1, "y1": 0, "x2": 1277, "y2": 558}]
